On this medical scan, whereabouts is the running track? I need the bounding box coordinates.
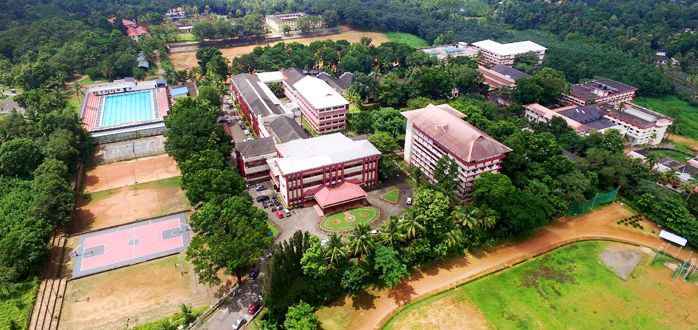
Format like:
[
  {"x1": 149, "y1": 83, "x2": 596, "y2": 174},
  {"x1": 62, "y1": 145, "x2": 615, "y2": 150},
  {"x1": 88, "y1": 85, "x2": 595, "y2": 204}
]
[{"x1": 316, "y1": 203, "x2": 698, "y2": 330}]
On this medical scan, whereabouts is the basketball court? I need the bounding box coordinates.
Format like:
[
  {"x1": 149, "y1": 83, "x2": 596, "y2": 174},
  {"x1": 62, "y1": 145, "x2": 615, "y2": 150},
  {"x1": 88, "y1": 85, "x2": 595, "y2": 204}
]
[{"x1": 72, "y1": 213, "x2": 190, "y2": 278}]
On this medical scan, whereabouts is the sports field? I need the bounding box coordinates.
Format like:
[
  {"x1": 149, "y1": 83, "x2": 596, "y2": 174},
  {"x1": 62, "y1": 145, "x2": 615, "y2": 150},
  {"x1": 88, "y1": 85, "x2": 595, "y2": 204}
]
[
  {"x1": 169, "y1": 27, "x2": 389, "y2": 70},
  {"x1": 320, "y1": 206, "x2": 381, "y2": 232},
  {"x1": 84, "y1": 154, "x2": 180, "y2": 193},
  {"x1": 384, "y1": 32, "x2": 429, "y2": 48},
  {"x1": 74, "y1": 177, "x2": 190, "y2": 233},
  {"x1": 60, "y1": 253, "x2": 212, "y2": 330},
  {"x1": 384, "y1": 241, "x2": 698, "y2": 330}
]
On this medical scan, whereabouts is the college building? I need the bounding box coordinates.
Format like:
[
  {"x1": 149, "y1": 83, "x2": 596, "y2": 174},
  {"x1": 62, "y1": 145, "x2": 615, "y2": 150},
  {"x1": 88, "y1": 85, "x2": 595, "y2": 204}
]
[
  {"x1": 402, "y1": 104, "x2": 512, "y2": 199},
  {"x1": 562, "y1": 78, "x2": 637, "y2": 106},
  {"x1": 471, "y1": 40, "x2": 546, "y2": 66},
  {"x1": 265, "y1": 12, "x2": 325, "y2": 33},
  {"x1": 230, "y1": 73, "x2": 295, "y2": 136},
  {"x1": 478, "y1": 64, "x2": 531, "y2": 90},
  {"x1": 281, "y1": 68, "x2": 349, "y2": 134},
  {"x1": 267, "y1": 133, "x2": 381, "y2": 208}
]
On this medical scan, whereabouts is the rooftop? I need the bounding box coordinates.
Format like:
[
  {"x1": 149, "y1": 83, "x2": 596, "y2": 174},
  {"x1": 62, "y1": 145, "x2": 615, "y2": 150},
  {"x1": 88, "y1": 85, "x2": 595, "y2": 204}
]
[
  {"x1": 281, "y1": 68, "x2": 305, "y2": 86},
  {"x1": 271, "y1": 133, "x2": 381, "y2": 174},
  {"x1": 170, "y1": 86, "x2": 189, "y2": 97},
  {"x1": 524, "y1": 103, "x2": 588, "y2": 133},
  {"x1": 605, "y1": 103, "x2": 674, "y2": 129},
  {"x1": 472, "y1": 40, "x2": 546, "y2": 56},
  {"x1": 314, "y1": 182, "x2": 367, "y2": 209},
  {"x1": 558, "y1": 104, "x2": 606, "y2": 123},
  {"x1": 570, "y1": 78, "x2": 637, "y2": 101},
  {"x1": 402, "y1": 104, "x2": 512, "y2": 162},
  {"x1": 292, "y1": 76, "x2": 349, "y2": 109},
  {"x1": 231, "y1": 73, "x2": 287, "y2": 118},
  {"x1": 256, "y1": 71, "x2": 284, "y2": 83},
  {"x1": 489, "y1": 64, "x2": 531, "y2": 81},
  {"x1": 316, "y1": 72, "x2": 354, "y2": 92},
  {"x1": 268, "y1": 116, "x2": 308, "y2": 143},
  {"x1": 237, "y1": 137, "x2": 277, "y2": 158}
]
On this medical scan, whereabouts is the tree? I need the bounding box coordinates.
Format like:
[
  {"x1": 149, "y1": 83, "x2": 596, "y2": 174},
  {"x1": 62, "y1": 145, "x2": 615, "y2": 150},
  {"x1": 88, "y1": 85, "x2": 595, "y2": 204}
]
[
  {"x1": 373, "y1": 245, "x2": 410, "y2": 288},
  {"x1": 349, "y1": 111, "x2": 373, "y2": 134},
  {"x1": 370, "y1": 107, "x2": 406, "y2": 136},
  {"x1": 433, "y1": 31, "x2": 457, "y2": 45},
  {"x1": 181, "y1": 167, "x2": 245, "y2": 206},
  {"x1": 399, "y1": 213, "x2": 424, "y2": 240},
  {"x1": 378, "y1": 72, "x2": 409, "y2": 107},
  {"x1": 205, "y1": 56, "x2": 229, "y2": 81},
  {"x1": 32, "y1": 171, "x2": 73, "y2": 226},
  {"x1": 380, "y1": 216, "x2": 404, "y2": 247},
  {"x1": 197, "y1": 85, "x2": 221, "y2": 107},
  {"x1": 472, "y1": 173, "x2": 516, "y2": 211},
  {"x1": 0, "y1": 138, "x2": 43, "y2": 178},
  {"x1": 348, "y1": 73, "x2": 379, "y2": 103},
  {"x1": 347, "y1": 224, "x2": 374, "y2": 259},
  {"x1": 164, "y1": 98, "x2": 229, "y2": 162},
  {"x1": 407, "y1": 67, "x2": 453, "y2": 100},
  {"x1": 324, "y1": 233, "x2": 347, "y2": 266},
  {"x1": 368, "y1": 131, "x2": 398, "y2": 175},
  {"x1": 322, "y1": 10, "x2": 340, "y2": 27},
  {"x1": 434, "y1": 155, "x2": 459, "y2": 198},
  {"x1": 196, "y1": 48, "x2": 223, "y2": 70},
  {"x1": 41, "y1": 129, "x2": 80, "y2": 169},
  {"x1": 186, "y1": 196, "x2": 271, "y2": 284},
  {"x1": 340, "y1": 264, "x2": 369, "y2": 292},
  {"x1": 282, "y1": 25, "x2": 291, "y2": 35},
  {"x1": 284, "y1": 301, "x2": 319, "y2": 330},
  {"x1": 449, "y1": 64, "x2": 484, "y2": 95},
  {"x1": 511, "y1": 77, "x2": 544, "y2": 104},
  {"x1": 300, "y1": 236, "x2": 328, "y2": 278}
]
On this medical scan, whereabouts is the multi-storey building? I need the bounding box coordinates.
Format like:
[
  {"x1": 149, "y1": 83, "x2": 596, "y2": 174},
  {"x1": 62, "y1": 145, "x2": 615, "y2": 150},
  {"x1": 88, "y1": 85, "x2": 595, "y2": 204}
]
[
  {"x1": 267, "y1": 133, "x2": 381, "y2": 208},
  {"x1": 265, "y1": 12, "x2": 325, "y2": 33},
  {"x1": 605, "y1": 103, "x2": 673, "y2": 145},
  {"x1": 281, "y1": 68, "x2": 349, "y2": 134},
  {"x1": 562, "y1": 79, "x2": 637, "y2": 106},
  {"x1": 230, "y1": 73, "x2": 294, "y2": 136},
  {"x1": 402, "y1": 104, "x2": 512, "y2": 199},
  {"x1": 478, "y1": 64, "x2": 531, "y2": 90},
  {"x1": 471, "y1": 40, "x2": 546, "y2": 66},
  {"x1": 235, "y1": 138, "x2": 278, "y2": 182}
]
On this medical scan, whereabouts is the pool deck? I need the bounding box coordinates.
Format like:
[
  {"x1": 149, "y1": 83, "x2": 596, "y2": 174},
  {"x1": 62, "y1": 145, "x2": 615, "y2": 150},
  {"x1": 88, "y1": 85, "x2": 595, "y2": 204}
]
[{"x1": 81, "y1": 87, "x2": 170, "y2": 132}]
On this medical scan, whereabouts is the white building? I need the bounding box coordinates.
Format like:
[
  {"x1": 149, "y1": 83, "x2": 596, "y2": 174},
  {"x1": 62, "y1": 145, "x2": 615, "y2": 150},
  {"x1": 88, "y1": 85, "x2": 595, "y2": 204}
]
[
  {"x1": 472, "y1": 40, "x2": 546, "y2": 66},
  {"x1": 402, "y1": 104, "x2": 512, "y2": 199},
  {"x1": 605, "y1": 103, "x2": 674, "y2": 145},
  {"x1": 265, "y1": 13, "x2": 325, "y2": 33}
]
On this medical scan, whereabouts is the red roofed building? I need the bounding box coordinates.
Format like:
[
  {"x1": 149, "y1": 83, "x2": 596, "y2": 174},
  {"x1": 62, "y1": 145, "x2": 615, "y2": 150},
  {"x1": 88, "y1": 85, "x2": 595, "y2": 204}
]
[
  {"x1": 126, "y1": 26, "x2": 149, "y2": 41},
  {"x1": 314, "y1": 182, "x2": 368, "y2": 214},
  {"x1": 402, "y1": 104, "x2": 512, "y2": 199}
]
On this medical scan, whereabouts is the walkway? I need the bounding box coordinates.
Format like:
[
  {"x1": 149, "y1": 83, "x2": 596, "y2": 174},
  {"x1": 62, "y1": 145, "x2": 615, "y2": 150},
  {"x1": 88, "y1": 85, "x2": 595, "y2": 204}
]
[{"x1": 317, "y1": 203, "x2": 696, "y2": 330}]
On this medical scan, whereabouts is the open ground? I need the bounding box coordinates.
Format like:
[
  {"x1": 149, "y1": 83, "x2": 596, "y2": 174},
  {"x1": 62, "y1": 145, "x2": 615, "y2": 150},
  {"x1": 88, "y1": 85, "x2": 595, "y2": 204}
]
[
  {"x1": 83, "y1": 154, "x2": 179, "y2": 193},
  {"x1": 384, "y1": 241, "x2": 698, "y2": 330},
  {"x1": 315, "y1": 203, "x2": 697, "y2": 330},
  {"x1": 73, "y1": 177, "x2": 190, "y2": 234},
  {"x1": 169, "y1": 27, "x2": 390, "y2": 70}
]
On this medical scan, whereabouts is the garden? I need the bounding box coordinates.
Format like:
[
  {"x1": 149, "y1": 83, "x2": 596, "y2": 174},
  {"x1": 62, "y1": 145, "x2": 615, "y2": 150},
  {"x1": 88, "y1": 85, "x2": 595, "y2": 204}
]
[
  {"x1": 319, "y1": 206, "x2": 381, "y2": 232},
  {"x1": 381, "y1": 188, "x2": 400, "y2": 204}
]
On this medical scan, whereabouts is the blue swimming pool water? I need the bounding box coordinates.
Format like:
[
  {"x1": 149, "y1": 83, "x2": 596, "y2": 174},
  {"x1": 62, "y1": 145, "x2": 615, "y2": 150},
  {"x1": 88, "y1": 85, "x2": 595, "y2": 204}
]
[{"x1": 101, "y1": 91, "x2": 154, "y2": 127}]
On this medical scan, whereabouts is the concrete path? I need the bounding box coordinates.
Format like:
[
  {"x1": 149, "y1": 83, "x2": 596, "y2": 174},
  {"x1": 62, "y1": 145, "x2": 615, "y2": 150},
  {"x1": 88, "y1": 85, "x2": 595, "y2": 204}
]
[{"x1": 317, "y1": 203, "x2": 696, "y2": 330}]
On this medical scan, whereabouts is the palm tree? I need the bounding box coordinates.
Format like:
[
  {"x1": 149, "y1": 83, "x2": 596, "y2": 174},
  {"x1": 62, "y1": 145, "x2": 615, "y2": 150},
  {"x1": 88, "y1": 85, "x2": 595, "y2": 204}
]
[
  {"x1": 72, "y1": 81, "x2": 83, "y2": 99},
  {"x1": 443, "y1": 228, "x2": 463, "y2": 248},
  {"x1": 399, "y1": 214, "x2": 425, "y2": 240},
  {"x1": 380, "y1": 216, "x2": 404, "y2": 247},
  {"x1": 453, "y1": 205, "x2": 479, "y2": 230},
  {"x1": 324, "y1": 233, "x2": 346, "y2": 266},
  {"x1": 681, "y1": 179, "x2": 698, "y2": 202},
  {"x1": 347, "y1": 224, "x2": 374, "y2": 259},
  {"x1": 478, "y1": 207, "x2": 497, "y2": 230}
]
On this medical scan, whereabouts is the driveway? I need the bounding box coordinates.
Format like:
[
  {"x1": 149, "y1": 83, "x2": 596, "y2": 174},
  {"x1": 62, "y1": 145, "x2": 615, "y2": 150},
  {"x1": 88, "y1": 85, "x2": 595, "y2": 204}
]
[{"x1": 199, "y1": 267, "x2": 265, "y2": 330}]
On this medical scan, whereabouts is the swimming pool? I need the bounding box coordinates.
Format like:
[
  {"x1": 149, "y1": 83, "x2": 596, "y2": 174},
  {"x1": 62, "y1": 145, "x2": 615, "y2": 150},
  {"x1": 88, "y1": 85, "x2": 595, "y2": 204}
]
[{"x1": 101, "y1": 91, "x2": 154, "y2": 127}]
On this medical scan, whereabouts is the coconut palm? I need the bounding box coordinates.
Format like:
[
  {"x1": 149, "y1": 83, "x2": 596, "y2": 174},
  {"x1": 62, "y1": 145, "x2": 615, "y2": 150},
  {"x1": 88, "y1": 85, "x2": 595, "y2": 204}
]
[
  {"x1": 443, "y1": 228, "x2": 463, "y2": 248},
  {"x1": 681, "y1": 179, "x2": 698, "y2": 202},
  {"x1": 324, "y1": 233, "x2": 346, "y2": 266},
  {"x1": 347, "y1": 224, "x2": 374, "y2": 259},
  {"x1": 453, "y1": 205, "x2": 479, "y2": 230},
  {"x1": 72, "y1": 81, "x2": 83, "y2": 99},
  {"x1": 380, "y1": 216, "x2": 404, "y2": 247},
  {"x1": 399, "y1": 214, "x2": 425, "y2": 240}
]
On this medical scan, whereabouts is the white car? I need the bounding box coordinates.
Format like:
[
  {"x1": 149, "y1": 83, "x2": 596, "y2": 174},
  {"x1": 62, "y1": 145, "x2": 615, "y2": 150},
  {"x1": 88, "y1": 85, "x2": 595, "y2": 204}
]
[
  {"x1": 406, "y1": 197, "x2": 412, "y2": 205},
  {"x1": 232, "y1": 318, "x2": 247, "y2": 330}
]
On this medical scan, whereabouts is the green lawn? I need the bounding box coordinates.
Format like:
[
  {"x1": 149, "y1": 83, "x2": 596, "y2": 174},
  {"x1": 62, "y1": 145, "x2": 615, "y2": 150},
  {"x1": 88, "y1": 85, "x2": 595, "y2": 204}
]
[
  {"x1": 0, "y1": 277, "x2": 38, "y2": 329},
  {"x1": 384, "y1": 241, "x2": 698, "y2": 330},
  {"x1": 634, "y1": 96, "x2": 698, "y2": 140},
  {"x1": 381, "y1": 188, "x2": 400, "y2": 204},
  {"x1": 320, "y1": 207, "x2": 380, "y2": 232},
  {"x1": 385, "y1": 32, "x2": 429, "y2": 48},
  {"x1": 175, "y1": 33, "x2": 197, "y2": 42},
  {"x1": 267, "y1": 219, "x2": 280, "y2": 238},
  {"x1": 132, "y1": 305, "x2": 208, "y2": 330},
  {"x1": 647, "y1": 149, "x2": 693, "y2": 164}
]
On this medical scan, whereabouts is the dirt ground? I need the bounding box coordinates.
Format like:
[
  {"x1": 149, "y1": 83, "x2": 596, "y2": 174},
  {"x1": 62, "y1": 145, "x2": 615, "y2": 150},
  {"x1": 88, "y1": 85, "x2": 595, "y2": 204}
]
[
  {"x1": 316, "y1": 203, "x2": 697, "y2": 330},
  {"x1": 389, "y1": 293, "x2": 490, "y2": 330},
  {"x1": 668, "y1": 133, "x2": 698, "y2": 151},
  {"x1": 59, "y1": 254, "x2": 218, "y2": 330},
  {"x1": 598, "y1": 249, "x2": 642, "y2": 280},
  {"x1": 84, "y1": 154, "x2": 180, "y2": 193},
  {"x1": 73, "y1": 177, "x2": 190, "y2": 234},
  {"x1": 169, "y1": 27, "x2": 389, "y2": 71}
]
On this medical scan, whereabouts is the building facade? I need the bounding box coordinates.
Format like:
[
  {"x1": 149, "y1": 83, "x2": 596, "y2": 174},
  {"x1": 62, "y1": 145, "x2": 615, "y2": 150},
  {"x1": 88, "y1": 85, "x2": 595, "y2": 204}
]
[
  {"x1": 230, "y1": 73, "x2": 294, "y2": 136},
  {"x1": 562, "y1": 79, "x2": 637, "y2": 106},
  {"x1": 478, "y1": 64, "x2": 531, "y2": 90},
  {"x1": 267, "y1": 133, "x2": 381, "y2": 207},
  {"x1": 235, "y1": 138, "x2": 278, "y2": 182},
  {"x1": 265, "y1": 13, "x2": 325, "y2": 32},
  {"x1": 472, "y1": 40, "x2": 546, "y2": 66},
  {"x1": 402, "y1": 104, "x2": 512, "y2": 199},
  {"x1": 605, "y1": 103, "x2": 674, "y2": 145},
  {"x1": 282, "y1": 69, "x2": 349, "y2": 134}
]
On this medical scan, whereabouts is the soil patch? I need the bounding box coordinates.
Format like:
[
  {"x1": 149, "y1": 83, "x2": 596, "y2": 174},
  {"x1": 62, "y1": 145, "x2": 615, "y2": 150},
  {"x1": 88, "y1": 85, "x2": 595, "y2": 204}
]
[
  {"x1": 84, "y1": 154, "x2": 179, "y2": 193},
  {"x1": 598, "y1": 250, "x2": 642, "y2": 280},
  {"x1": 388, "y1": 293, "x2": 490, "y2": 330}
]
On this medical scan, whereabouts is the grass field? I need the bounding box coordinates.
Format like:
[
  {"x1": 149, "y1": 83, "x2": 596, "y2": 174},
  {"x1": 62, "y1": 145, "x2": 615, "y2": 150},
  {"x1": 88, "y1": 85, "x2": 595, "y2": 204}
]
[
  {"x1": 268, "y1": 219, "x2": 281, "y2": 238},
  {"x1": 385, "y1": 32, "x2": 429, "y2": 48},
  {"x1": 384, "y1": 241, "x2": 698, "y2": 330},
  {"x1": 635, "y1": 96, "x2": 698, "y2": 140},
  {"x1": 320, "y1": 207, "x2": 381, "y2": 232},
  {"x1": 132, "y1": 305, "x2": 207, "y2": 330},
  {"x1": 0, "y1": 278, "x2": 38, "y2": 329},
  {"x1": 175, "y1": 32, "x2": 197, "y2": 42},
  {"x1": 647, "y1": 149, "x2": 693, "y2": 164},
  {"x1": 381, "y1": 189, "x2": 400, "y2": 204}
]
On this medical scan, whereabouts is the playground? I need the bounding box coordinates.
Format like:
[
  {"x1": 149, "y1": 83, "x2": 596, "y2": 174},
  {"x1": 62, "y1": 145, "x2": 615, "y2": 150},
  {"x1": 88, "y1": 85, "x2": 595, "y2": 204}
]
[
  {"x1": 71, "y1": 213, "x2": 190, "y2": 278},
  {"x1": 384, "y1": 241, "x2": 698, "y2": 330},
  {"x1": 319, "y1": 206, "x2": 381, "y2": 232},
  {"x1": 83, "y1": 154, "x2": 179, "y2": 193}
]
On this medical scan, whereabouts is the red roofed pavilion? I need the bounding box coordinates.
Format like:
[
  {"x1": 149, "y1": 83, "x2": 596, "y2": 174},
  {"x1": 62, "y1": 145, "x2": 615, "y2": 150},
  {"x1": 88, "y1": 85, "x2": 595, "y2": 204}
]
[{"x1": 313, "y1": 182, "x2": 368, "y2": 214}]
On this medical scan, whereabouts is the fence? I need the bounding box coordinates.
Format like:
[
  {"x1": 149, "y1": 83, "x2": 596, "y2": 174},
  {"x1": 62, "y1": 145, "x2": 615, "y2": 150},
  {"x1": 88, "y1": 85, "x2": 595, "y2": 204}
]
[{"x1": 567, "y1": 187, "x2": 619, "y2": 216}]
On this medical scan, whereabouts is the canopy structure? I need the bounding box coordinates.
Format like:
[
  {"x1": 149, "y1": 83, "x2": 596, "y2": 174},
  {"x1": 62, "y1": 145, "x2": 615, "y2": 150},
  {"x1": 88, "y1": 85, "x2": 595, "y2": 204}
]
[
  {"x1": 660, "y1": 230, "x2": 687, "y2": 247},
  {"x1": 313, "y1": 182, "x2": 367, "y2": 211}
]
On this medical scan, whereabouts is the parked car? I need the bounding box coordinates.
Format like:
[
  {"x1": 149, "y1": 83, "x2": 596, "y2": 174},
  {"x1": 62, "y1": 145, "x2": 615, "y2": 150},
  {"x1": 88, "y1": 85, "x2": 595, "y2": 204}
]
[
  {"x1": 232, "y1": 318, "x2": 247, "y2": 330},
  {"x1": 255, "y1": 184, "x2": 267, "y2": 191},
  {"x1": 248, "y1": 300, "x2": 263, "y2": 315},
  {"x1": 256, "y1": 195, "x2": 269, "y2": 203},
  {"x1": 249, "y1": 268, "x2": 260, "y2": 280},
  {"x1": 243, "y1": 129, "x2": 250, "y2": 135},
  {"x1": 406, "y1": 197, "x2": 412, "y2": 205},
  {"x1": 275, "y1": 210, "x2": 284, "y2": 219},
  {"x1": 283, "y1": 208, "x2": 291, "y2": 217}
]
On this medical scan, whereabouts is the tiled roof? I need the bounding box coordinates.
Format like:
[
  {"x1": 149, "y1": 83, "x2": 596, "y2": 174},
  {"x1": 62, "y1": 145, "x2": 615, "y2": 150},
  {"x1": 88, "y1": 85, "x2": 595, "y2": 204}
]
[
  {"x1": 231, "y1": 73, "x2": 286, "y2": 117},
  {"x1": 313, "y1": 182, "x2": 367, "y2": 208},
  {"x1": 269, "y1": 116, "x2": 308, "y2": 143},
  {"x1": 237, "y1": 137, "x2": 277, "y2": 158},
  {"x1": 570, "y1": 78, "x2": 637, "y2": 101},
  {"x1": 402, "y1": 104, "x2": 512, "y2": 162},
  {"x1": 490, "y1": 64, "x2": 530, "y2": 81},
  {"x1": 558, "y1": 104, "x2": 606, "y2": 123}
]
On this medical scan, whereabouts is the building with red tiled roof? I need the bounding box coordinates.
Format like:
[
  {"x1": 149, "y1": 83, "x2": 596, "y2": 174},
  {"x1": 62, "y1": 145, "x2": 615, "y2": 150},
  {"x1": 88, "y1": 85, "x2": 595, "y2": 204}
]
[
  {"x1": 402, "y1": 104, "x2": 512, "y2": 199},
  {"x1": 314, "y1": 182, "x2": 368, "y2": 213},
  {"x1": 126, "y1": 26, "x2": 149, "y2": 41},
  {"x1": 562, "y1": 78, "x2": 637, "y2": 106}
]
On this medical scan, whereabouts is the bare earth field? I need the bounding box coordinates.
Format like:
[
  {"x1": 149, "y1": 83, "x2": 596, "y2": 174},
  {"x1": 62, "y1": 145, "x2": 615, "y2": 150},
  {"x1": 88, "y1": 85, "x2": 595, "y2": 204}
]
[
  {"x1": 59, "y1": 254, "x2": 211, "y2": 330},
  {"x1": 170, "y1": 28, "x2": 389, "y2": 71},
  {"x1": 73, "y1": 177, "x2": 190, "y2": 234},
  {"x1": 84, "y1": 154, "x2": 180, "y2": 193}
]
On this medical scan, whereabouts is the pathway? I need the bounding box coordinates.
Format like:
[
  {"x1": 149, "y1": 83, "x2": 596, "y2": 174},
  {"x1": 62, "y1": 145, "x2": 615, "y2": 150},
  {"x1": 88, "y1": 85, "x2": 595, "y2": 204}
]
[
  {"x1": 154, "y1": 50, "x2": 164, "y2": 77},
  {"x1": 317, "y1": 203, "x2": 696, "y2": 330}
]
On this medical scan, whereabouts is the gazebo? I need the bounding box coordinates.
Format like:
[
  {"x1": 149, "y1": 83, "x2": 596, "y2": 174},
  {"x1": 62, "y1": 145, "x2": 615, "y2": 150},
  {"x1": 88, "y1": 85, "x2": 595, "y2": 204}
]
[{"x1": 313, "y1": 182, "x2": 368, "y2": 215}]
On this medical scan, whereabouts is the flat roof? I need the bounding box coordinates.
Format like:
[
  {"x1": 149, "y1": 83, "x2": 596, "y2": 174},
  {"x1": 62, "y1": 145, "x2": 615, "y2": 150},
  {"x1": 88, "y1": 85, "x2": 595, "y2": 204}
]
[
  {"x1": 472, "y1": 40, "x2": 546, "y2": 56},
  {"x1": 570, "y1": 78, "x2": 638, "y2": 100},
  {"x1": 231, "y1": 73, "x2": 287, "y2": 118},
  {"x1": 293, "y1": 76, "x2": 349, "y2": 109},
  {"x1": 256, "y1": 71, "x2": 284, "y2": 83},
  {"x1": 558, "y1": 104, "x2": 606, "y2": 124},
  {"x1": 271, "y1": 133, "x2": 381, "y2": 174},
  {"x1": 605, "y1": 103, "x2": 674, "y2": 129}
]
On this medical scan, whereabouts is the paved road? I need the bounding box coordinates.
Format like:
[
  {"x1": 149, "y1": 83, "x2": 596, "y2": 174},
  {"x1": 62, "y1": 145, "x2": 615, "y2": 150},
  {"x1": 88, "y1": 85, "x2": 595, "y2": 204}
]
[
  {"x1": 317, "y1": 202, "x2": 698, "y2": 330},
  {"x1": 199, "y1": 269, "x2": 265, "y2": 330}
]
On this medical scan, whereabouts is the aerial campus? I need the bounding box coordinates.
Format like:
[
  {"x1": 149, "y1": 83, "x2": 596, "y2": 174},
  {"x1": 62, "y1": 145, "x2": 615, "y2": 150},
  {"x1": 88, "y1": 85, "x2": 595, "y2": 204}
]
[{"x1": 1, "y1": 1, "x2": 698, "y2": 330}]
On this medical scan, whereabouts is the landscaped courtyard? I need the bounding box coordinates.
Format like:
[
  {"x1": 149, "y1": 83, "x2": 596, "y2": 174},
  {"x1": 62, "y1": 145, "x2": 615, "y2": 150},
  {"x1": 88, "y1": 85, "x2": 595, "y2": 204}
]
[
  {"x1": 319, "y1": 206, "x2": 381, "y2": 232},
  {"x1": 381, "y1": 188, "x2": 400, "y2": 204}
]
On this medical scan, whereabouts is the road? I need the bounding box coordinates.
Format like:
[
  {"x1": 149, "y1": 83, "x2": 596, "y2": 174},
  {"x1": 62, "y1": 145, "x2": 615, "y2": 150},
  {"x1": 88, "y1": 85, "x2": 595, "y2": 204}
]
[
  {"x1": 316, "y1": 202, "x2": 697, "y2": 330},
  {"x1": 199, "y1": 268, "x2": 265, "y2": 330}
]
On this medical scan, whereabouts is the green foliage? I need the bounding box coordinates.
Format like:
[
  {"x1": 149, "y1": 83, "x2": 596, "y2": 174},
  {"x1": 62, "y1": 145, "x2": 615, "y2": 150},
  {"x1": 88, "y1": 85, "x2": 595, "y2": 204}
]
[
  {"x1": 634, "y1": 96, "x2": 698, "y2": 139},
  {"x1": 368, "y1": 131, "x2": 398, "y2": 175},
  {"x1": 164, "y1": 97, "x2": 229, "y2": 162},
  {"x1": 433, "y1": 156, "x2": 459, "y2": 198},
  {"x1": 283, "y1": 301, "x2": 319, "y2": 330},
  {"x1": 340, "y1": 264, "x2": 369, "y2": 293},
  {"x1": 301, "y1": 237, "x2": 328, "y2": 278},
  {"x1": 0, "y1": 277, "x2": 38, "y2": 329},
  {"x1": 385, "y1": 32, "x2": 429, "y2": 48},
  {"x1": 372, "y1": 245, "x2": 409, "y2": 288},
  {"x1": 131, "y1": 305, "x2": 207, "y2": 330},
  {"x1": 512, "y1": 68, "x2": 568, "y2": 106},
  {"x1": 0, "y1": 138, "x2": 42, "y2": 178},
  {"x1": 197, "y1": 85, "x2": 221, "y2": 107},
  {"x1": 181, "y1": 167, "x2": 245, "y2": 206},
  {"x1": 31, "y1": 170, "x2": 73, "y2": 225}
]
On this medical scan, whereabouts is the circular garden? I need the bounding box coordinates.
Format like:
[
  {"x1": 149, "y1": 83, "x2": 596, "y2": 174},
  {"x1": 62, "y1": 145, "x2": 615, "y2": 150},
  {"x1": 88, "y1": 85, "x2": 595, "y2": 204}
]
[{"x1": 319, "y1": 206, "x2": 381, "y2": 232}]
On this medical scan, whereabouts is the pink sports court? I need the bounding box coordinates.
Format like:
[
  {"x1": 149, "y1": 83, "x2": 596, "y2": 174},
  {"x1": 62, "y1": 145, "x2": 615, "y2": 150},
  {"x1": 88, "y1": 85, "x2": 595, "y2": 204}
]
[{"x1": 72, "y1": 213, "x2": 190, "y2": 278}]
